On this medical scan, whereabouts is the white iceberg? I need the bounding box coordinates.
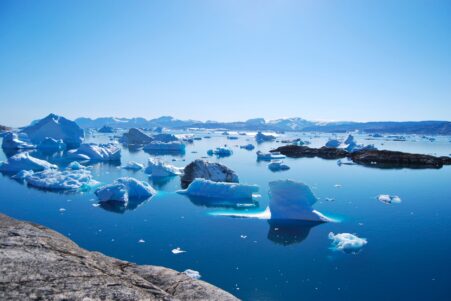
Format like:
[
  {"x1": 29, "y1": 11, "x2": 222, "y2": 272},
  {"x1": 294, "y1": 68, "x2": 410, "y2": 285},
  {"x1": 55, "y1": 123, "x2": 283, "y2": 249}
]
[
  {"x1": 12, "y1": 169, "x2": 35, "y2": 180},
  {"x1": 207, "y1": 147, "x2": 233, "y2": 157},
  {"x1": 328, "y1": 232, "x2": 367, "y2": 253},
  {"x1": 255, "y1": 131, "x2": 276, "y2": 143},
  {"x1": 181, "y1": 159, "x2": 239, "y2": 187},
  {"x1": 23, "y1": 168, "x2": 99, "y2": 191},
  {"x1": 120, "y1": 128, "x2": 153, "y2": 145},
  {"x1": 95, "y1": 177, "x2": 156, "y2": 204},
  {"x1": 22, "y1": 114, "x2": 84, "y2": 148},
  {"x1": 0, "y1": 152, "x2": 57, "y2": 173},
  {"x1": 37, "y1": 137, "x2": 66, "y2": 152},
  {"x1": 345, "y1": 142, "x2": 377, "y2": 153},
  {"x1": 256, "y1": 151, "x2": 286, "y2": 161},
  {"x1": 1, "y1": 132, "x2": 36, "y2": 150},
  {"x1": 183, "y1": 269, "x2": 201, "y2": 279},
  {"x1": 143, "y1": 141, "x2": 186, "y2": 152},
  {"x1": 268, "y1": 160, "x2": 290, "y2": 172},
  {"x1": 268, "y1": 180, "x2": 330, "y2": 222},
  {"x1": 325, "y1": 139, "x2": 341, "y2": 148},
  {"x1": 377, "y1": 194, "x2": 402, "y2": 204},
  {"x1": 122, "y1": 161, "x2": 144, "y2": 171},
  {"x1": 178, "y1": 179, "x2": 259, "y2": 200},
  {"x1": 145, "y1": 158, "x2": 182, "y2": 177},
  {"x1": 68, "y1": 143, "x2": 121, "y2": 161},
  {"x1": 240, "y1": 144, "x2": 255, "y2": 151},
  {"x1": 171, "y1": 247, "x2": 186, "y2": 254}
]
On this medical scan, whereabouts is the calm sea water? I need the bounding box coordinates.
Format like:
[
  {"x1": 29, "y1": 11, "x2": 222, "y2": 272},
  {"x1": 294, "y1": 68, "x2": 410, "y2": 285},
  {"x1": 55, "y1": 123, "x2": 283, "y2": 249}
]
[{"x1": 0, "y1": 131, "x2": 450, "y2": 300}]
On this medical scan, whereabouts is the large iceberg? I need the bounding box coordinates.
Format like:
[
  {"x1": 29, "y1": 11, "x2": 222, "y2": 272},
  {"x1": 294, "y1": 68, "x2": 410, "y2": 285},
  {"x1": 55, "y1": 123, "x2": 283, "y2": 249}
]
[
  {"x1": 255, "y1": 131, "x2": 276, "y2": 143},
  {"x1": 68, "y1": 143, "x2": 121, "y2": 161},
  {"x1": 22, "y1": 114, "x2": 83, "y2": 148},
  {"x1": 145, "y1": 158, "x2": 182, "y2": 177},
  {"x1": 152, "y1": 133, "x2": 179, "y2": 142},
  {"x1": 0, "y1": 152, "x2": 57, "y2": 173},
  {"x1": 207, "y1": 147, "x2": 233, "y2": 157},
  {"x1": 95, "y1": 177, "x2": 156, "y2": 204},
  {"x1": 181, "y1": 159, "x2": 239, "y2": 188},
  {"x1": 268, "y1": 180, "x2": 330, "y2": 222},
  {"x1": 256, "y1": 151, "x2": 286, "y2": 161},
  {"x1": 37, "y1": 137, "x2": 66, "y2": 152},
  {"x1": 1, "y1": 132, "x2": 36, "y2": 150},
  {"x1": 178, "y1": 179, "x2": 259, "y2": 200},
  {"x1": 23, "y1": 169, "x2": 98, "y2": 191},
  {"x1": 143, "y1": 141, "x2": 186, "y2": 152},
  {"x1": 328, "y1": 232, "x2": 367, "y2": 253},
  {"x1": 120, "y1": 128, "x2": 153, "y2": 145}
]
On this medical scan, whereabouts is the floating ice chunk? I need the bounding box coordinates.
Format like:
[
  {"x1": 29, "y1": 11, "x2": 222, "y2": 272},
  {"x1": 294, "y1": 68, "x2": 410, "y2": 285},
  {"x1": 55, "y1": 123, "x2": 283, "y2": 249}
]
[
  {"x1": 23, "y1": 168, "x2": 99, "y2": 191},
  {"x1": 256, "y1": 151, "x2": 286, "y2": 161},
  {"x1": 152, "y1": 133, "x2": 179, "y2": 142},
  {"x1": 95, "y1": 177, "x2": 156, "y2": 204},
  {"x1": 145, "y1": 158, "x2": 182, "y2": 177},
  {"x1": 1, "y1": 132, "x2": 36, "y2": 150},
  {"x1": 22, "y1": 114, "x2": 83, "y2": 148},
  {"x1": 240, "y1": 144, "x2": 255, "y2": 151},
  {"x1": 67, "y1": 161, "x2": 85, "y2": 170},
  {"x1": 325, "y1": 139, "x2": 341, "y2": 148},
  {"x1": 207, "y1": 147, "x2": 233, "y2": 157},
  {"x1": 181, "y1": 159, "x2": 238, "y2": 188},
  {"x1": 172, "y1": 247, "x2": 186, "y2": 254},
  {"x1": 337, "y1": 158, "x2": 355, "y2": 166},
  {"x1": 37, "y1": 137, "x2": 66, "y2": 152},
  {"x1": 98, "y1": 125, "x2": 114, "y2": 133},
  {"x1": 183, "y1": 269, "x2": 201, "y2": 279},
  {"x1": 210, "y1": 207, "x2": 271, "y2": 219},
  {"x1": 138, "y1": 239, "x2": 145, "y2": 243},
  {"x1": 256, "y1": 131, "x2": 276, "y2": 143},
  {"x1": 120, "y1": 128, "x2": 153, "y2": 145},
  {"x1": 377, "y1": 194, "x2": 402, "y2": 204},
  {"x1": 0, "y1": 152, "x2": 57, "y2": 173},
  {"x1": 69, "y1": 143, "x2": 121, "y2": 161},
  {"x1": 268, "y1": 160, "x2": 290, "y2": 172},
  {"x1": 59, "y1": 208, "x2": 66, "y2": 212},
  {"x1": 178, "y1": 179, "x2": 259, "y2": 200},
  {"x1": 122, "y1": 161, "x2": 144, "y2": 171},
  {"x1": 344, "y1": 134, "x2": 355, "y2": 145},
  {"x1": 269, "y1": 180, "x2": 330, "y2": 222},
  {"x1": 345, "y1": 141, "x2": 377, "y2": 153},
  {"x1": 12, "y1": 169, "x2": 34, "y2": 180},
  {"x1": 328, "y1": 232, "x2": 367, "y2": 253},
  {"x1": 143, "y1": 141, "x2": 186, "y2": 152}
]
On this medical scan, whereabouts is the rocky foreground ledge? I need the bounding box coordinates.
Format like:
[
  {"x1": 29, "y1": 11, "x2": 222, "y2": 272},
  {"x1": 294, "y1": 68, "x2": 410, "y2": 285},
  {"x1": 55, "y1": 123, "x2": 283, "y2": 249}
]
[
  {"x1": 0, "y1": 213, "x2": 238, "y2": 301},
  {"x1": 271, "y1": 145, "x2": 451, "y2": 168}
]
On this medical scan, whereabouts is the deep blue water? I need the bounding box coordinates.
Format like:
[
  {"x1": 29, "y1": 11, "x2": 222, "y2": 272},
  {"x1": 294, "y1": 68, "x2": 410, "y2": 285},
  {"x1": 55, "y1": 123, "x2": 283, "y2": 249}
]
[{"x1": 0, "y1": 132, "x2": 450, "y2": 300}]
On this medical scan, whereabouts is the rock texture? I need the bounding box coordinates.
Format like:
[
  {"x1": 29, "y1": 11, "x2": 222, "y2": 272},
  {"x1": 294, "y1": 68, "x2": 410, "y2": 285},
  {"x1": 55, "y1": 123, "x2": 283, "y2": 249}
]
[
  {"x1": 181, "y1": 159, "x2": 239, "y2": 189},
  {"x1": 271, "y1": 145, "x2": 348, "y2": 160},
  {"x1": 0, "y1": 213, "x2": 238, "y2": 301}
]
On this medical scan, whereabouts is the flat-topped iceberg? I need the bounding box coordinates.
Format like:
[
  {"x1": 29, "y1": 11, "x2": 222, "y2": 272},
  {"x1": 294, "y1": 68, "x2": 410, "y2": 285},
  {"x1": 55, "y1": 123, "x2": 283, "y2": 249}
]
[
  {"x1": 95, "y1": 177, "x2": 156, "y2": 204},
  {"x1": 120, "y1": 128, "x2": 153, "y2": 145},
  {"x1": 37, "y1": 137, "x2": 66, "y2": 152},
  {"x1": 22, "y1": 114, "x2": 83, "y2": 148},
  {"x1": 255, "y1": 131, "x2": 276, "y2": 143},
  {"x1": 1, "y1": 132, "x2": 36, "y2": 150},
  {"x1": 207, "y1": 147, "x2": 233, "y2": 157},
  {"x1": 122, "y1": 161, "x2": 144, "y2": 171},
  {"x1": 23, "y1": 169, "x2": 98, "y2": 191},
  {"x1": 325, "y1": 139, "x2": 341, "y2": 148},
  {"x1": 143, "y1": 141, "x2": 186, "y2": 152},
  {"x1": 256, "y1": 151, "x2": 286, "y2": 161},
  {"x1": 145, "y1": 158, "x2": 182, "y2": 177},
  {"x1": 0, "y1": 152, "x2": 57, "y2": 173},
  {"x1": 68, "y1": 143, "x2": 121, "y2": 161},
  {"x1": 240, "y1": 144, "x2": 255, "y2": 151},
  {"x1": 328, "y1": 232, "x2": 367, "y2": 253},
  {"x1": 181, "y1": 159, "x2": 239, "y2": 188},
  {"x1": 268, "y1": 160, "x2": 290, "y2": 172},
  {"x1": 178, "y1": 179, "x2": 259, "y2": 200},
  {"x1": 377, "y1": 194, "x2": 401, "y2": 204},
  {"x1": 269, "y1": 180, "x2": 330, "y2": 222}
]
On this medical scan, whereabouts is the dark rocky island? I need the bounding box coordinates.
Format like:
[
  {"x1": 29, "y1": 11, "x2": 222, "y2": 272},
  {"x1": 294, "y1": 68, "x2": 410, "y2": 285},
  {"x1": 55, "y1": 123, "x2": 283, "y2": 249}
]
[
  {"x1": 0, "y1": 124, "x2": 11, "y2": 132},
  {"x1": 271, "y1": 145, "x2": 451, "y2": 169},
  {"x1": 0, "y1": 213, "x2": 238, "y2": 301}
]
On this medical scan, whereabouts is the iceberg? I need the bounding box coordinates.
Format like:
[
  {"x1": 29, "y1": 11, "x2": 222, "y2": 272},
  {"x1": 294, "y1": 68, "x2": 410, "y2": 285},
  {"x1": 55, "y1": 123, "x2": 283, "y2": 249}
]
[
  {"x1": 227, "y1": 136, "x2": 238, "y2": 140},
  {"x1": 22, "y1": 114, "x2": 83, "y2": 148},
  {"x1": 67, "y1": 161, "x2": 85, "y2": 170},
  {"x1": 377, "y1": 194, "x2": 402, "y2": 204},
  {"x1": 23, "y1": 168, "x2": 98, "y2": 191},
  {"x1": 37, "y1": 137, "x2": 66, "y2": 152},
  {"x1": 207, "y1": 147, "x2": 233, "y2": 157},
  {"x1": 181, "y1": 159, "x2": 239, "y2": 188},
  {"x1": 328, "y1": 232, "x2": 367, "y2": 253},
  {"x1": 98, "y1": 125, "x2": 114, "y2": 133},
  {"x1": 0, "y1": 152, "x2": 57, "y2": 173},
  {"x1": 256, "y1": 151, "x2": 286, "y2": 161},
  {"x1": 178, "y1": 179, "x2": 259, "y2": 200},
  {"x1": 122, "y1": 161, "x2": 144, "y2": 171},
  {"x1": 345, "y1": 142, "x2": 377, "y2": 153},
  {"x1": 68, "y1": 143, "x2": 121, "y2": 161},
  {"x1": 145, "y1": 158, "x2": 182, "y2": 177},
  {"x1": 337, "y1": 157, "x2": 355, "y2": 166},
  {"x1": 143, "y1": 141, "x2": 186, "y2": 152},
  {"x1": 1, "y1": 132, "x2": 36, "y2": 150},
  {"x1": 255, "y1": 131, "x2": 276, "y2": 143},
  {"x1": 268, "y1": 160, "x2": 290, "y2": 172},
  {"x1": 344, "y1": 134, "x2": 355, "y2": 145},
  {"x1": 268, "y1": 180, "x2": 330, "y2": 222},
  {"x1": 325, "y1": 139, "x2": 341, "y2": 148},
  {"x1": 120, "y1": 128, "x2": 153, "y2": 145},
  {"x1": 240, "y1": 144, "x2": 255, "y2": 151},
  {"x1": 95, "y1": 177, "x2": 156, "y2": 204},
  {"x1": 152, "y1": 133, "x2": 179, "y2": 142}
]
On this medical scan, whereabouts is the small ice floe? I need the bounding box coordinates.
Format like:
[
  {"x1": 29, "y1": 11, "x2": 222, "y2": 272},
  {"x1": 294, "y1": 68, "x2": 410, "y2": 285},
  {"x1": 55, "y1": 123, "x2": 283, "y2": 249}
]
[
  {"x1": 67, "y1": 161, "x2": 85, "y2": 170},
  {"x1": 138, "y1": 239, "x2": 145, "y2": 243},
  {"x1": 37, "y1": 137, "x2": 66, "y2": 152},
  {"x1": 325, "y1": 139, "x2": 341, "y2": 148},
  {"x1": 337, "y1": 158, "x2": 355, "y2": 166},
  {"x1": 328, "y1": 232, "x2": 367, "y2": 253},
  {"x1": 172, "y1": 247, "x2": 186, "y2": 254},
  {"x1": 92, "y1": 203, "x2": 100, "y2": 207},
  {"x1": 122, "y1": 161, "x2": 144, "y2": 171},
  {"x1": 268, "y1": 160, "x2": 290, "y2": 172},
  {"x1": 325, "y1": 197, "x2": 335, "y2": 202},
  {"x1": 183, "y1": 269, "x2": 201, "y2": 279},
  {"x1": 377, "y1": 194, "x2": 402, "y2": 205},
  {"x1": 67, "y1": 143, "x2": 121, "y2": 161},
  {"x1": 256, "y1": 151, "x2": 286, "y2": 161},
  {"x1": 24, "y1": 168, "x2": 99, "y2": 192},
  {"x1": 59, "y1": 208, "x2": 66, "y2": 212},
  {"x1": 240, "y1": 235, "x2": 247, "y2": 239},
  {"x1": 240, "y1": 144, "x2": 255, "y2": 151},
  {"x1": 95, "y1": 177, "x2": 156, "y2": 204},
  {"x1": 255, "y1": 131, "x2": 276, "y2": 143},
  {"x1": 1, "y1": 132, "x2": 36, "y2": 150},
  {"x1": 227, "y1": 136, "x2": 239, "y2": 140},
  {"x1": 143, "y1": 141, "x2": 186, "y2": 152},
  {"x1": 145, "y1": 158, "x2": 182, "y2": 177},
  {"x1": 334, "y1": 184, "x2": 342, "y2": 188},
  {"x1": 207, "y1": 147, "x2": 233, "y2": 157},
  {"x1": 0, "y1": 152, "x2": 57, "y2": 173},
  {"x1": 178, "y1": 179, "x2": 259, "y2": 200}
]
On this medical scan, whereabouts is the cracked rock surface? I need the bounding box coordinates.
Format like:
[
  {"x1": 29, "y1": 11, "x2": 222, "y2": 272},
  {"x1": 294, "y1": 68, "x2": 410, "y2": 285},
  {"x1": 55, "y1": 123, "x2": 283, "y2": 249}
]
[{"x1": 0, "y1": 213, "x2": 239, "y2": 301}]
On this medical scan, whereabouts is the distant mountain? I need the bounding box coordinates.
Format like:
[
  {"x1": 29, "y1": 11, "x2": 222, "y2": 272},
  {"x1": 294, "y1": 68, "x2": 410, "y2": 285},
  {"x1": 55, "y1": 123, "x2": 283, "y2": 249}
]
[{"x1": 74, "y1": 116, "x2": 451, "y2": 135}]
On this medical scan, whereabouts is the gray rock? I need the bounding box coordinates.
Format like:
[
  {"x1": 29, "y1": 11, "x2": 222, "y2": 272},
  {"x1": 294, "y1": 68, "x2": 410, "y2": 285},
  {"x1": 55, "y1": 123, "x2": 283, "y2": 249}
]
[
  {"x1": 181, "y1": 159, "x2": 239, "y2": 189},
  {"x1": 0, "y1": 213, "x2": 239, "y2": 301}
]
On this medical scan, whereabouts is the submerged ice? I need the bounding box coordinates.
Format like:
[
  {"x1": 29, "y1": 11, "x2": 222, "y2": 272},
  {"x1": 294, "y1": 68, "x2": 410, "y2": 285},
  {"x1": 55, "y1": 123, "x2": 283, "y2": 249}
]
[{"x1": 95, "y1": 177, "x2": 156, "y2": 204}]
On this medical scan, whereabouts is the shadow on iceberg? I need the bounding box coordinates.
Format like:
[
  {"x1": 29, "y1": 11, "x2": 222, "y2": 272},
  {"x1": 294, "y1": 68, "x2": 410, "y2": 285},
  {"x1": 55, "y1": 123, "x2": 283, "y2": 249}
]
[
  {"x1": 267, "y1": 219, "x2": 323, "y2": 246},
  {"x1": 98, "y1": 198, "x2": 148, "y2": 214}
]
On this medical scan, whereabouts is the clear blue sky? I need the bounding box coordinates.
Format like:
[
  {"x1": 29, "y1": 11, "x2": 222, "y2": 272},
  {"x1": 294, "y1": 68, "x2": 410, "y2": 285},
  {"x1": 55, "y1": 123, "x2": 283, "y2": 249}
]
[{"x1": 1, "y1": 0, "x2": 450, "y2": 127}]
